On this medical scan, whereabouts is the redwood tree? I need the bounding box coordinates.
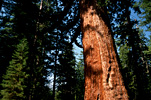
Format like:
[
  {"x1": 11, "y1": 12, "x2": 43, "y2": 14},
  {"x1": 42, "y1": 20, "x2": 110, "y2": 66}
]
[{"x1": 80, "y1": 0, "x2": 128, "y2": 99}]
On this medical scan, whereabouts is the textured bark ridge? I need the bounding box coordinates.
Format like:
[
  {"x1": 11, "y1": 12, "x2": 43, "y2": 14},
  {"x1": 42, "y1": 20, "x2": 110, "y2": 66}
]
[{"x1": 80, "y1": 0, "x2": 128, "y2": 100}]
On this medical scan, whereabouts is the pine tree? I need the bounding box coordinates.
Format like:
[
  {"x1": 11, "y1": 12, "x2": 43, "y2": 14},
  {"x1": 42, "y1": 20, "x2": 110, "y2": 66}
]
[
  {"x1": 118, "y1": 30, "x2": 151, "y2": 99},
  {"x1": 144, "y1": 35, "x2": 151, "y2": 66},
  {"x1": 1, "y1": 38, "x2": 29, "y2": 100},
  {"x1": 9, "y1": 1, "x2": 51, "y2": 99},
  {"x1": 74, "y1": 51, "x2": 85, "y2": 100},
  {"x1": 111, "y1": 0, "x2": 151, "y2": 98},
  {"x1": 0, "y1": 0, "x2": 80, "y2": 100},
  {"x1": 0, "y1": 0, "x2": 17, "y2": 94},
  {"x1": 106, "y1": 0, "x2": 151, "y2": 99},
  {"x1": 56, "y1": 45, "x2": 76, "y2": 100},
  {"x1": 139, "y1": 0, "x2": 151, "y2": 32}
]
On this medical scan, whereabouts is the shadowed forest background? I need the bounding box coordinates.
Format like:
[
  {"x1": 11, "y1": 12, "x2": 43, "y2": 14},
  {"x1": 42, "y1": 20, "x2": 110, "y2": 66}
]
[{"x1": 0, "y1": 0, "x2": 151, "y2": 100}]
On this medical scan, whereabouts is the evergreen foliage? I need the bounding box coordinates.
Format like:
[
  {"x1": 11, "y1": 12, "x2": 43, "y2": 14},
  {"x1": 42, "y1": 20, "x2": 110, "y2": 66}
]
[
  {"x1": 144, "y1": 35, "x2": 151, "y2": 65},
  {"x1": 74, "y1": 52, "x2": 84, "y2": 100},
  {"x1": 56, "y1": 50, "x2": 84, "y2": 100},
  {"x1": 56, "y1": 45, "x2": 76, "y2": 100},
  {"x1": 139, "y1": 0, "x2": 151, "y2": 31},
  {"x1": 1, "y1": 38, "x2": 29, "y2": 100},
  {"x1": 118, "y1": 30, "x2": 151, "y2": 99},
  {"x1": 101, "y1": 0, "x2": 151, "y2": 99},
  {"x1": 0, "y1": 0, "x2": 17, "y2": 93},
  {"x1": 0, "y1": 0, "x2": 151, "y2": 99}
]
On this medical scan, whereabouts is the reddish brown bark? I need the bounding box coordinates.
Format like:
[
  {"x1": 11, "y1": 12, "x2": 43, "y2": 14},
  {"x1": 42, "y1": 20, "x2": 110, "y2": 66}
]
[{"x1": 80, "y1": 0, "x2": 128, "y2": 100}]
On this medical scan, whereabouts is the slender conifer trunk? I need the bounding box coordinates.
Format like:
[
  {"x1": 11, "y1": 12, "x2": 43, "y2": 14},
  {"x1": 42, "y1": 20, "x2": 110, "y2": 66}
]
[
  {"x1": 80, "y1": 0, "x2": 128, "y2": 99},
  {"x1": 53, "y1": 63, "x2": 57, "y2": 100}
]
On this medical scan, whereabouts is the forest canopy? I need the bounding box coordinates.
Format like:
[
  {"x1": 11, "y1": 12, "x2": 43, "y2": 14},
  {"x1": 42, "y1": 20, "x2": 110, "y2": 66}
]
[{"x1": 0, "y1": 0, "x2": 151, "y2": 100}]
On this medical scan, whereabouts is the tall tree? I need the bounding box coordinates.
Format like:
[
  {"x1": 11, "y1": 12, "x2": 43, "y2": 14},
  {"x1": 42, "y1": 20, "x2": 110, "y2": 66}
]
[
  {"x1": 44, "y1": 1, "x2": 81, "y2": 99},
  {"x1": 1, "y1": 38, "x2": 29, "y2": 100},
  {"x1": 56, "y1": 45, "x2": 76, "y2": 100},
  {"x1": 74, "y1": 51, "x2": 85, "y2": 100},
  {"x1": 139, "y1": 0, "x2": 151, "y2": 32},
  {"x1": 0, "y1": 0, "x2": 51, "y2": 99},
  {"x1": 0, "y1": 1, "x2": 19, "y2": 97},
  {"x1": 80, "y1": 0, "x2": 128, "y2": 99},
  {"x1": 117, "y1": 29, "x2": 151, "y2": 99},
  {"x1": 112, "y1": 0, "x2": 151, "y2": 99}
]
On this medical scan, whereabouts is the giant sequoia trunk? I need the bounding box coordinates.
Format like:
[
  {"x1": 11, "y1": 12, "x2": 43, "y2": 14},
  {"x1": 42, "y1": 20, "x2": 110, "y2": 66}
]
[{"x1": 80, "y1": 0, "x2": 128, "y2": 100}]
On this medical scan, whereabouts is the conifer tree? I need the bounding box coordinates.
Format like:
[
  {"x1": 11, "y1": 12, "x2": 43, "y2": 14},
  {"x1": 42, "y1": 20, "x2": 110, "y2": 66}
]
[
  {"x1": 80, "y1": 0, "x2": 128, "y2": 99},
  {"x1": 74, "y1": 51, "x2": 85, "y2": 100},
  {"x1": 139, "y1": 0, "x2": 151, "y2": 32},
  {"x1": 106, "y1": 0, "x2": 151, "y2": 99},
  {"x1": 1, "y1": 38, "x2": 29, "y2": 100},
  {"x1": 56, "y1": 45, "x2": 76, "y2": 100},
  {"x1": 139, "y1": 0, "x2": 151, "y2": 78},
  {"x1": 0, "y1": 0, "x2": 17, "y2": 93}
]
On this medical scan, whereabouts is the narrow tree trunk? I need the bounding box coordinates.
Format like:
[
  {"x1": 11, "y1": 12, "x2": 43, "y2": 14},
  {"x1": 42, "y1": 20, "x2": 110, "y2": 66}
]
[
  {"x1": 53, "y1": 64, "x2": 57, "y2": 100},
  {"x1": 52, "y1": 32, "x2": 59, "y2": 100},
  {"x1": 52, "y1": 49, "x2": 58, "y2": 100},
  {"x1": 53, "y1": 1, "x2": 59, "y2": 100},
  {"x1": 80, "y1": 0, "x2": 128, "y2": 100},
  {"x1": 0, "y1": 0, "x2": 3, "y2": 11}
]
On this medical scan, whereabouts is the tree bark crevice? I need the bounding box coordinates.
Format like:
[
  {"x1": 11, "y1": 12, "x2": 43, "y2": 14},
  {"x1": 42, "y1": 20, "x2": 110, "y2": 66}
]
[{"x1": 80, "y1": 0, "x2": 128, "y2": 100}]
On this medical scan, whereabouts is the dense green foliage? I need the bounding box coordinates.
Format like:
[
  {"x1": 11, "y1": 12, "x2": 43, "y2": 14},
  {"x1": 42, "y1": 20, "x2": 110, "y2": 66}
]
[
  {"x1": 139, "y1": 0, "x2": 151, "y2": 31},
  {"x1": 1, "y1": 39, "x2": 29, "y2": 100},
  {"x1": 0, "y1": 0, "x2": 151, "y2": 99},
  {"x1": 110, "y1": 0, "x2": 151, "y2": 99}
]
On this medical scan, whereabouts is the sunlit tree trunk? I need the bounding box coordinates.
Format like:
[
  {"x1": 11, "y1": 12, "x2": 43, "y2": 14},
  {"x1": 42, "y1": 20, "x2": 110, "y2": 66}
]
[{"x1": 80, "y1": 0, "x2": 128, "y2": 100}]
